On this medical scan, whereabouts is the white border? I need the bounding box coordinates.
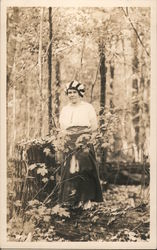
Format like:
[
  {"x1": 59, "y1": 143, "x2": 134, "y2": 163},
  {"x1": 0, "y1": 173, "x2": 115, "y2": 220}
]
[
  {"x1": 0, "y1": 0, "x2": 154, "y2": 8},
  {"x1": 0, "y1": 0, "x2": 156, "y2": 249}
]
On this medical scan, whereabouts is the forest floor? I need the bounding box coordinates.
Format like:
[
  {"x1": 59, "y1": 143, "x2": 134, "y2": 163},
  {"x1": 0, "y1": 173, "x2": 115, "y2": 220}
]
[{"x1": 8, "y1": 184, "x2": 150, "y2": 242}]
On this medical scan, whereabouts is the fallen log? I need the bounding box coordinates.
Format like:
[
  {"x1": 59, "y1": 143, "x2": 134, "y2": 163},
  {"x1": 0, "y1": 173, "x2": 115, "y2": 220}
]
[{"x1": 102, "y1": 162, "x2": 149, "y2": 186}]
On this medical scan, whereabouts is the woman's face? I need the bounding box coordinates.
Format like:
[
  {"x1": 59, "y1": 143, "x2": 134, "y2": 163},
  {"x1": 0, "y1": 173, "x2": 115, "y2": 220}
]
[{"x1": 67, "y1": 89, "x2": 81, "y2": 104}]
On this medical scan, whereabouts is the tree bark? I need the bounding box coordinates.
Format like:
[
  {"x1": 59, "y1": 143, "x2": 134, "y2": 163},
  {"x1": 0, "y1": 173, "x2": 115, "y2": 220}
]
[
  {"x1": 131, "y1": 28, "x2": 140, "y2": 161},
  {"x1": 98, "y1": 42, "x2": 107, "y2": 180},
  {"x1": 109, "y1": 61, "x2": 114, "y2": 111},
  {"x1": 90, "y1": 62, "x2": 99, "y2": 103},
  {"x1": 7, "y1": 8, "x2": 19, "y2": 157},
  {"x1": 26, "y1": 75, "x2": 30, "y2": 139},
  {"x1": 38, "y1": 8, "x2": 44, "y2": 137},
  {"x1": 48, "y1": 7, "x2": 53, "y2": 133},
  {"x1": 7, "y1": 7, "x2": 19, "y2": 89},
  {"x1": 12, "y1": 86, "x2": 16, "y2": 156},
  {"x1": 99, "y1": 47, "x2": 106, "y2": 120},
  {"x1": 55, "y1": 58, "x2": 61, "y2": 124}
]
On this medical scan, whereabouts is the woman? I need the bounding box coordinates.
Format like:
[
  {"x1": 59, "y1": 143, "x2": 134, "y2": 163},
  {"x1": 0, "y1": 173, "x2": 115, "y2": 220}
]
[{"x1": 59, "y1": 80, "x2": 103, "y2": 208}]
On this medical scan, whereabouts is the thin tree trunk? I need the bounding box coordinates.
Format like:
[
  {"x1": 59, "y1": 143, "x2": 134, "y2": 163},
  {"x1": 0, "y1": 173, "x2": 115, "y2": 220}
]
[
  {"x1": 90, "y1": 62, "x2": 99, "y2": 103},
  {"x1": 78, "y1": 36, "x2": 86, "y2": 82},
  {"x1": 131, "y1": 28, "x2": 140, "y2": 161},
  {"x1": 98, "y1": 41, "x2": 107, "y2": 180},
  {"x1": 109, "y1": 61, "x2": 114, "y2": 111},
  {"x1": 7, "y1": 8, "x2": 19, "y2": 157},
  {"x1": 99, "y1": 48, "x2": 106, "y2": 120},
  {"x1": 48, "y1": 7, "x2": 53, "y2": 133},
  {"x1": 7, "y1": 7, "x2": 19, "y2": 89},
  {"x1": 109, "y1": 60, "x2": 122, "y2": 157},
  {"x1": 12, "y1": 86, "x2": 16, "y2": 156},
  {"x1": 139, "y1": 51, "x2": 150, "y2": 162},
  {"x1": 121, "y1": 38, "x2": 130, "y2": 158},
  {"x1": 55, "y1": 58, "x2": 60, "y2": 124},
  {"x1": 26, "y1": 75, "x2": 30, "y2": 139},
  {"x1": 38, "y1": 8, "x2": 44, "y2": 137}
]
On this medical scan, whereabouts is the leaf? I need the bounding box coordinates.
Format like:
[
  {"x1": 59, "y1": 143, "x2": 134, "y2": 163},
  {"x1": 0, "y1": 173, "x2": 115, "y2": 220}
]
[
  {"x1": 50, "y1": 175, "x2": 55, "y2": 181},
  {"x1": 28, "y1": 163, "x2": 37, "y2": 171},
  {"x1": 83, "y1": 200, "x2": 92, "y2": 210},
  {"x1": 25, "y1": 232, "x2": 32, "y2": 242},
  {"x1": 14, "y1": 200, "x2": 22, "y2": 207},
  {"x1": 48, "y1": 226, "x2": 54, "y2": 233},
  {"x1": 43, "y1": 215, "x2": 51, "y2": 222},
  {"x1": 37, "y1": 167, "x2": 48, "y2": 176},
  {"x1": 70, "y1": 189, "x2": 76, "y2": 196},
  {"x1": 28, "y1": 199, "x2": 40, "y2": 207},
  {"x1": 64, "y1": 148, "x2": 70, "y2": 153},
  {"x1": 92, "y1": 215, "x2": 99, "y2": 223},
  {"x1": 107, "y1": 216, "x2": 116, "y2": 226},
  {"x1": 43, "y1": 147, "x2": 51, "y2": 156},
  {"x1": 37, "y1": 205, "x2": 47, "y2": 215},
  {"x1": 51, "y1": 204, "x2": 70, "y2": 218},
  {"x1": 42, "y1": 177, "x2": 48, "y2": 183},
  {"x1": 15, "y1": 234, "x2": 24, "y2": 241}
]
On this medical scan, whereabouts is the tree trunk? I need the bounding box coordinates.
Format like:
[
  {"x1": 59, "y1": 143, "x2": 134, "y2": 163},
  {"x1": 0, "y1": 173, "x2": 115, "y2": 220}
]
[
  {"x1": 109, "y1": 61, "x2": 115, "y2": 111},
  {"x1": 78, "y1": 36, "x2": 86, "y2": 82},
  {"x1": 139, "y1": 50, "x2": 150, "y2": 162},
  {"x1": 48, "y1": 7, "x2": 53, "y2": 133},
  {"x1": 131, "y1": 28, "x2": 140, "y2": 161},
  {"x1": 55, "y1": 58, "x2": 61, "y2": 125},
  {"x1": 99, "y1": 44, "x2": 106, "y2": 120},
  {"x1": 12, "y1": 86, "x2": 16, "y2": 156},
  {"x1": 90, "y1": 62, "x2": 99, "y2": 103},
  {"x1": 7, "y1": 8, "x2": 19, "y2": 157},
  {"x1": 98, "y1": 42, "x2": 107, "y2": 180},
  {"x1": 26, "y1": 75, "x2": 30, "y2": 139},
  {"x1": 121, "y1": 37, "x2": 132, "y2": 160},
  {"x1": 38, "y1": 8, "x2": 44, "y2": 137},
  {"x1": 7, "y1": 7, "x2": 19, "y2": 89}
]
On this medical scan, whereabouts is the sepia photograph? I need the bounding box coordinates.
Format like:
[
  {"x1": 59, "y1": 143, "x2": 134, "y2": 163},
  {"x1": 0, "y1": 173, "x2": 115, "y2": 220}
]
[{"x1": 0, "y1": 0, "x2": 156, "y2": 249}]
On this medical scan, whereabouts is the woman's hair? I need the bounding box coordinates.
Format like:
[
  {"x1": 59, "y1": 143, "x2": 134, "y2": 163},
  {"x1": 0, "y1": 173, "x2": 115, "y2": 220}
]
[{"x1": 65, "y1": 80, "x2": 85, "y2": 97}]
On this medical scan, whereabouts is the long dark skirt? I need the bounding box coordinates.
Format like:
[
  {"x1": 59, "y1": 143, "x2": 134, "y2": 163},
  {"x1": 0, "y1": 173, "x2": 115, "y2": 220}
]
[{"x1": 59, "y1": 132, "x2": 103, "y2": 205}]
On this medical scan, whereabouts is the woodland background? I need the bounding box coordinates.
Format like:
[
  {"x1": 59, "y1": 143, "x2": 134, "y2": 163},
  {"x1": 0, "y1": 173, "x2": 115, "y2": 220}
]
[{"x1": 6, "y1": 7, "x2": 150, "y2": 242}]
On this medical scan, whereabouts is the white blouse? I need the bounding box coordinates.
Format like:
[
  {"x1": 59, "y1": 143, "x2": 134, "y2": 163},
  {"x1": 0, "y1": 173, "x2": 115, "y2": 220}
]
[{"x1": 59, "y1": 101, "x2": 98, "y2": 131}]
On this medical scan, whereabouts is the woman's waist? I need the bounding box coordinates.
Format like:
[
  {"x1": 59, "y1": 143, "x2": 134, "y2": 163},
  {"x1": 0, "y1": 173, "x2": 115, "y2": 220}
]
[
  {"x1": 66, "y1": 126, "x2": 92, "y2": 135},
  {"x1": 64, "y1": 126, "x2": 92, "y2": 147}
]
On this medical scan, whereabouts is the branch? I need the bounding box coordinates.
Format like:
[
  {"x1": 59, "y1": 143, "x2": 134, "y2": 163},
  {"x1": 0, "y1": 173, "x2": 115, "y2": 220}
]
[
  {"x1": 54, "y1": 40, "x2": 83, "y2": 56},
  {"x1": 52, "y1": 7, "x2": 59, "y2": 18},
  {"x1": 90, "y1": 62, "x2": 100, "y2": 102},
  {"x1": 107, "y1": 51, "x2": 150, "y2": 73},
  {"x1": 24, "y1": 181, "x2": 49, "y2": 211},
  {"x1": 121, "y1": 7, "x2": 150, "y2": 57},
  {"x1": 78, "y1": 36, "x2": 86, "y2": 80},
  {"x1": 9, "y1": 40, "x2": 82, "y2": 89}
]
